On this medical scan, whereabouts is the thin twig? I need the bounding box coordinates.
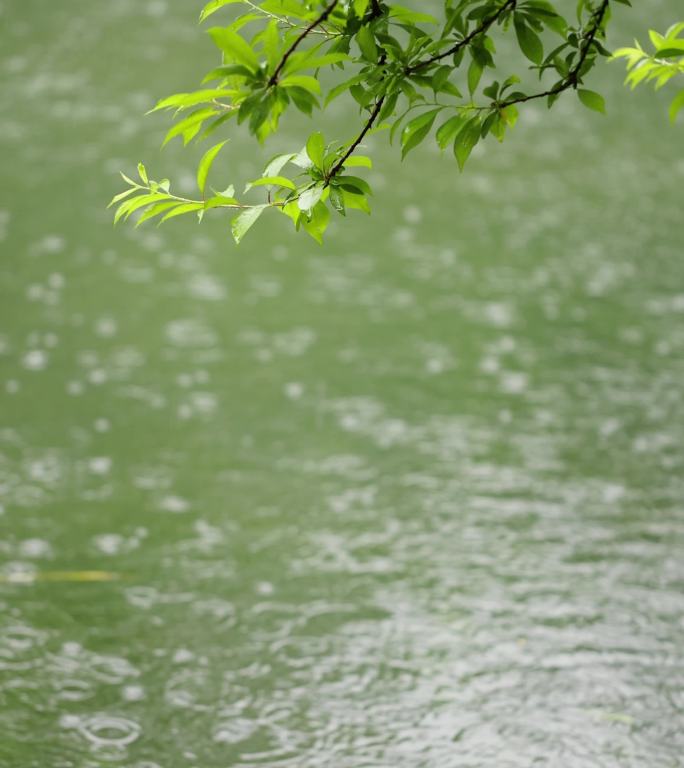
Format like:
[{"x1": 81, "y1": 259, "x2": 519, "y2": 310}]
[
  {"x1": 268, "y1": 0, "x2": 339, "y2": 86},
  {"x1": 325, "y1": 96, "x2": 386, "y2": 183},
  {"x1": 369, "y1": 0, "x2": 383, "y2": 20},
  {"x1": 498, "y1": 0, "x2": 610, "y2": 108},
  {"x1": 408, "y1": 0, "x2": 516, "y2": 73}
]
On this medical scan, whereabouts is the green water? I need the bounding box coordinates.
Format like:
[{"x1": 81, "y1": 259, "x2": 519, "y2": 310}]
[{"x1": 1, "y1": 2, "x2": 683, "y2": 766}]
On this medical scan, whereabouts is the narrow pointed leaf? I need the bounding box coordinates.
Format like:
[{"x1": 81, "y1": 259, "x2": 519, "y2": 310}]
[
  {"x1": 197, "y1": 140, "x2": 228, "y2": 194},
  {"x1": 232, "y1": 204, "x2": 268, "y2": 244}
]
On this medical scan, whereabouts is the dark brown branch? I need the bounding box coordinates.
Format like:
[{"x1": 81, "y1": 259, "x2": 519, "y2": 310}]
[
  {"x1": 268, "y1": 0, "x2": 339, "y2": 87},
  {"x1": 498, "y1": 0, "x2": 610, "y2": 108},
  {"x1": 566, "y1": 0, "x2": 611, "y2": 84},
  {"x1": 325, "y1": 96, "x2": 386, "y2": 183},
  {"x1": 369, "y1": 0, "x2": 383, "y2": 19},
  {"x1": 408, "y1": 0, "x2": 516, "y2": 74}
]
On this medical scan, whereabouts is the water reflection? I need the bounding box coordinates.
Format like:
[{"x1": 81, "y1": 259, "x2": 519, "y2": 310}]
[{"x1": 1, "y1": 0, "x2": 683, "y2": 766}]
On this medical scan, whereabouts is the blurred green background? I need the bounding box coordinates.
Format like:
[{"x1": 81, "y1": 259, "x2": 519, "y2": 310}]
[{"x1": 1, "y1": 2, "x2": 683, "y2": 767}]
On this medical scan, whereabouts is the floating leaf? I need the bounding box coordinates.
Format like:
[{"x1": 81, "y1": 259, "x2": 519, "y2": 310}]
[{"x1": 0, "y1": 571, "x2": 120, "y2": 584}]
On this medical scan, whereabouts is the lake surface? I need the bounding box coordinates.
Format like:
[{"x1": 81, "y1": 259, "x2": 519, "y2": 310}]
[{"x1": 1, "y1": 2, "x2": 683, "y2": 766}]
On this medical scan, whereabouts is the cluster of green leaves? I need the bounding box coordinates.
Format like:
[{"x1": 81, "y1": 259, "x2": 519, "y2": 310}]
[
  {"x1": 612, "y1": 22, "x2": 684, "y2": 124},
  {"x1": 113, "y1": 0, "x2": 626, "y2": 244}
]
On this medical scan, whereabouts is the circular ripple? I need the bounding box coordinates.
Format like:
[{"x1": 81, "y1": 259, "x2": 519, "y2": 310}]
[
  {"x1": 0, "y1": 624, "x2": 47, "y2": 671},
  {"x1": 78, "y1": 715, "x2": 141, "y2": 747},
  {"x1": 54, "y1": 677, "x2": 93, "y2": 702}
]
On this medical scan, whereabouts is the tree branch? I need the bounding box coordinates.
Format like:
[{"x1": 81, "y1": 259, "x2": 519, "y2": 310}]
[
  {"x1": 323, "y1": 1, "x2": 516, "y2": 183},
  {"x1": 369, "y1": 0, "x2": 383, "y2": 20},
  {"x1": 408, "y1": 0, "x2": 516, "y2": 73},
  {"x1": 268, "y1": 0, "x2": 339, "y2": 86},
  {"x1": 568, "y1": 0, "x2": 611, "y2": 84},
  {"x1": 498, "y1": 0, "x2": 610, "y2": 109},
  {"x1": 325, "y1": 96, "x2": 386, "y2": 183}
]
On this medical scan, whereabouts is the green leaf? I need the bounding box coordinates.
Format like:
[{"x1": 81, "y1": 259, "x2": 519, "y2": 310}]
[
  {"x1": 281, "y1": 199, "x2": 302, "y2": 227},
  {"x1": 388, "y1": 6, "x2": 438, "y2": 24},
  {"x1": 108, "y1": 186, "x2": 138, "y2": 208},
  {"x1": 325, "y1": 74, "x2": 366, "y2": 105},
  {"x1": 208, "y1": 27, "x2": 259, "y2": 71},
  {"x1": 514, "y1": 16, "x2": 544, "y2": 64},
  {"x1": 283, "y1": 52, "x2": 349, "y2": 76},
  {"x1": 231, "y1": 205, "x2": 268, "y2": 244},
  {"x1": 160, "y1": 203, "x2": 204, "y2": 222},
  {"x1": 199, "y1": 0, "x2": 243, "y2": 23},
  {"x1": 204, "y1": 194, "x2": 239, "y2": 210},
  {"x1": 260, "y1": 0, "x2": 308, "y2": 18},
  {"x1": 401, "y1": 108, "x2": 441, "y2": 159},
  {"x1": 329, "y1": 185, "x2": 346, "y2": 215},
  {"x1": 287, "y1": 86, "x2": 320, "y2": 116},
  {"x1": 654, "y1": 43, "x2": 684, "y2": 59},
  {"x1": 302, "y1": 201, "x2": 330, "y2": 244},
  {"x1": 669, "y1": 89, "x2": 684, "y2": 123},
  {"x1": 649, "y1": 29, "x2": 666, "y2": 50},
  {"x1": 262, "y1": 19, "x2": 280, "y2": 71},
  {"x1": 197, "y1": 140, "x2": 228, "y2": 195},
  {"x1": 137, "y1": 162, "x2": 148, "y2": 184},
  {"x1": 453, "y1": 117, "x2": 481, "y2": 171},
  {"x1": 114, "y1": 193, "x2": 170, "y2": 225},
  {"x1": 577, "y1": 89, "x2": 606, "y2": 114},
  {"x1": 162, "y1": 107, "x2": 218, "y2": 147},
  {"x1": 279, "y1": 75, "x2": 321, "y2": 94},
  {"x1": 306, "y1": 132, "x2": 326, "y2": 169},
  {"x1": 298, "y1": 185, "x2": 324, "y2": 213},
  {"x1": 436, "y1": 114, "x2": 466, "y2": 150},
  {"x1": 356, "y1": 26, "x2": 378, "y2": 63},
  {"x1": 353, "y1": 0, "x2": 370, "y2": 17},
  {"x1": 200, "y1": 66, "x2": 254, "y2": 84},
  {"x1": 335, "y1": 175, "x2": 372, "y2": 196},
  {"x1": 341, "y1": 189, "x2": 370, "y2": 214},
  {"x1": 343, "y1": 155, "x2": 372, "y2": 169},
  {"x1": 150, "y1": 89, "x2": 237, "y2": 113},
  {"x1": 245, "y1": 176, "x2": 296, "y2": 191},
  {"x1": 431, "y1": 65, "x2": 452, "y2": 94},
  {"x1": 135, "y1": 201, "x2": 179, "y2": 226},
  {"x1": 467, "y1": 58, "x2": 483, "y2": 96},
  {"x1": 263, "y1": 153, "x2": 296, "y2": 177},
  {"x1": 119, "y1": 172, "x2": 138, "y2": 187},
  {"x1": 500, "y1": 104, "x2": 518, "y2": 127}
]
